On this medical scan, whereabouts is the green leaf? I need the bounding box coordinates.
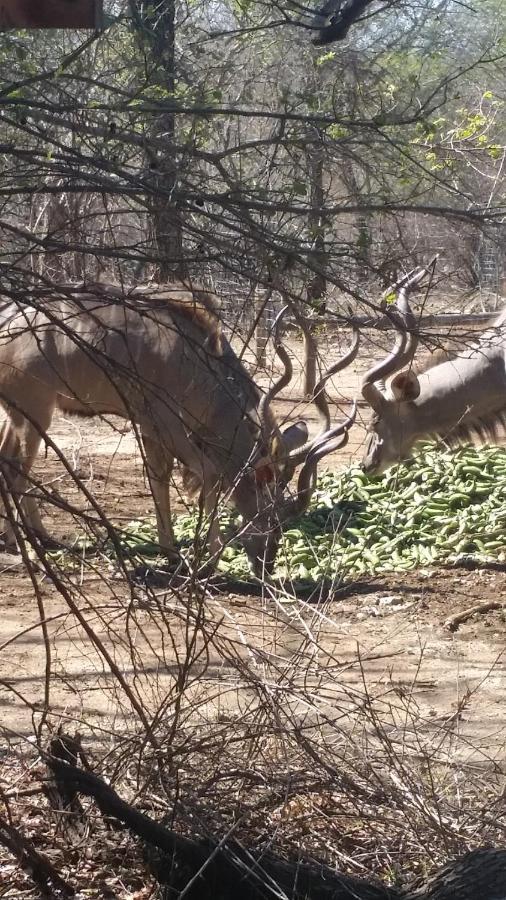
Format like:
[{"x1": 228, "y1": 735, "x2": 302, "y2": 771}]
[
  {"x1": 316, "y1": 51, "x2": 336, "y2": 66},
  {"x1": 327, "y1": 123, "x2": 349, "y2": 140},
  {"x1": 488, "y1": 144, "x2": 503, "y2": 160}
]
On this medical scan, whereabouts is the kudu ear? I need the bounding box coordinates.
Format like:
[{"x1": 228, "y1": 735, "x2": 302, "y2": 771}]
[
  {"x1": 390, "y1": 370, "x2": 421, "y2": 401},
  {"x1": 279, "y1": 420, "x2": 309, "y2": 453}
]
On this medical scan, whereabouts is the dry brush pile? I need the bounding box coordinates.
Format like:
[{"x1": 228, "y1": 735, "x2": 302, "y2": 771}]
[{"x1": 1, "y1": 477, "x2": 506, "y2": 897}]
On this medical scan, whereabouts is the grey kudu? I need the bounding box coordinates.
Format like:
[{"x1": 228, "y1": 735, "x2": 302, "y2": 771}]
[
  {"x1": 361, "y1": 264, "x2": 506, "y2": 474},
  {"x1": 0, "y1": 281, "x2": 358, "y2": 575}
]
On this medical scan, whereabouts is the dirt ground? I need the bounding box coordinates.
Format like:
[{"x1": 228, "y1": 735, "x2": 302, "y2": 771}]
[{"x1": 1, "y1": 326, "x2": 506, "y2": 775}]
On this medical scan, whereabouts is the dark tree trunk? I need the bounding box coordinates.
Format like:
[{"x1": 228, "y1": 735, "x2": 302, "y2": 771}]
[
  {"x1": 130, "y1": 0, "x2": 185, "y2": 280},
  {"x1": 45, "y1": 753, "x2": 506, "y2": 900},
  {"x1": 254, "y1": 287, "x2": 269, "y2": 369},
  {"x1": 41, "y1": 191, "x2": 92, "y2": 280},
  {"x1": 341, "y1": 155, "x2": 371, "y2": 283},
  {"x1": 304, "y1": 140, "x2": 327, "y2": 396}
]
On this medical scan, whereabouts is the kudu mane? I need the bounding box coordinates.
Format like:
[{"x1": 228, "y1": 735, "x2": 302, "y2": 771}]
[{"x1": 444, "y1": 410, "x2": 506, "y2": 448}]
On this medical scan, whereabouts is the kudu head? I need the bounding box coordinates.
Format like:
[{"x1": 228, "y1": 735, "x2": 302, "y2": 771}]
[
  {"x1": 237, "y1": 308, "x2": 359, "y2": 577},
  {"x1": 361, "y1": 263, "x2": 435, "y2": 475}
]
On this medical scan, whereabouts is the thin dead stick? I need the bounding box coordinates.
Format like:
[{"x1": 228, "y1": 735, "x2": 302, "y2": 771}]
[{"x1": 445, "y1": 601, "x2": 505, "y2": 632}]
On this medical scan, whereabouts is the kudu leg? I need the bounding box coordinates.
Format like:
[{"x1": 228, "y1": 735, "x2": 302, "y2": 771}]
[
  {"x1": 0, "y1": 408, "x2": 53, "y2": 548},
  {"x1": 141, "y1": 433, "x2": 178, "y2": 557},
  {"x1": 179, "y1": 463, "x2": 225, "y2": 568},
  {"x1": 0, "y1": 418, "x2": 23, "y2": 548}
]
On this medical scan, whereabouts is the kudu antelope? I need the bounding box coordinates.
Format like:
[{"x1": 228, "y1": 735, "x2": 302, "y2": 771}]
[
  {"x1": 0, "y1": 281, "x2": 358, "y2": 575},
  {"x1": 361, "y1": 266, "x2": 506, "y2": 474}
]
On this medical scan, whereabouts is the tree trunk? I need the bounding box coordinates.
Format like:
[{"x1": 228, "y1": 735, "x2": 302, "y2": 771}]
[
  {"x1": 302, "y1": 321, "x2": 318, "y2": 398},
  {"x1": 41, "y1": 191, "x2": 91, "y2": 281},
  {"x1": 254, "y1": 287, "x2": 269, "y2": 369},
  {"x1": 341, "y1": 155, "x2": 371, "y2": 283},
  {"x1": 130, "y1": 0, "x2": 185, "y2": 281},
  {"x1": 304, "y1": 139, "x2": 327, "y2": 396},
  {"x1": 356, "y1": 212, "x2": 372, "y2": 282}
]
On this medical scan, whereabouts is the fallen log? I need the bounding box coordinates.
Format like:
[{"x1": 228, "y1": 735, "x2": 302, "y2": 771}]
[
  {"x1": 45, "y1": 752, "x2": 506, "y2": 900},
  {"x1": 408, "y1": 847, "x2": 506, "y2": 899}
]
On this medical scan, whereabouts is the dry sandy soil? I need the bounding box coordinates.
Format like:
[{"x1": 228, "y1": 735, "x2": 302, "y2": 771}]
[{"x1": 0, "y1": 332, "x2": 505, "y2": 775}]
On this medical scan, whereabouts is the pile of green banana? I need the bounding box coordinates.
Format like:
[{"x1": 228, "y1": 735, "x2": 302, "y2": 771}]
[{"x1": 120, "y1": 443, "x2": 506, "y2": 582}]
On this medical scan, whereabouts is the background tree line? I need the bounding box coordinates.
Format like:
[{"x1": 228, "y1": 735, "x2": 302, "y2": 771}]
[{"x1": 0, "y1": 0, "x2": 504, "y2": 325}]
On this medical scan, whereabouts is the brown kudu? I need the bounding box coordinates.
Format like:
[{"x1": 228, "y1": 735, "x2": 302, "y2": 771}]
[
  {"x1": 361, "y1": 263, "x2": 506, "y2": 474},
  {"x1": 0, "y1": 281, "x2": 358, "y2": 575}
]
